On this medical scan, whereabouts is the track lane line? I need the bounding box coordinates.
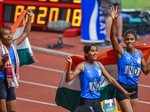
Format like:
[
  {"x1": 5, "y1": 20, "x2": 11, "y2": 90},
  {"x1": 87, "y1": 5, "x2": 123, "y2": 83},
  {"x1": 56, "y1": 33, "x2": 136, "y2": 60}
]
[
  {"x1": 137, "y1": 99, "x2": 150, "y2": 105},
  {"x1": 29, "y1": 65, "x2": 64, "y2": 73},
  {"x1": 140, "y1": 84, "x2": 150, "y2": 88},
  {"x1": 19, "y1": 80, "x2": 58, "y2": 89},
  {"x1": 32, "y1": 45, "x2": 72, "y2": 57},
  {"x1": 17, "y1": 97, "x2": 57, "y2": 106}
]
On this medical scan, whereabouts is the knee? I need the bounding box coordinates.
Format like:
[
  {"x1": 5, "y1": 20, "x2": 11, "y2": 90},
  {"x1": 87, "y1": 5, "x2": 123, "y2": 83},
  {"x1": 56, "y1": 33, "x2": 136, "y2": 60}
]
[{"x1": 7, "y1": 106, "x2": 16, "y2": 112}]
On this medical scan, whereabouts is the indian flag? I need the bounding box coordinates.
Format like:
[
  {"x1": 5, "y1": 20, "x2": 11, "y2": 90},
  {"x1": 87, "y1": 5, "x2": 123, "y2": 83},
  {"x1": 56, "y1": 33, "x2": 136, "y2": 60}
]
[
  {"x1": 55, "y1": 72, "x2": 81, "y2": 112},
  {"x1": 14, "y1": 27, "x2": 34, "y2": 66}
]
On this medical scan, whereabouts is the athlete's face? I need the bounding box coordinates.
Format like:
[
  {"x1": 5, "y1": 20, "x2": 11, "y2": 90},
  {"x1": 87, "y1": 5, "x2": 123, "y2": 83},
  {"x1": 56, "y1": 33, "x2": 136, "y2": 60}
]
[
  {"x1": 124, "y1": 33, "x2": 136, "y2": 49},
  {"x1": 86, "y1": 46, "x2": 98, "y2": 61},
  {"x1": 1, "y1": 28, "x2": 13, "y2": 47}
]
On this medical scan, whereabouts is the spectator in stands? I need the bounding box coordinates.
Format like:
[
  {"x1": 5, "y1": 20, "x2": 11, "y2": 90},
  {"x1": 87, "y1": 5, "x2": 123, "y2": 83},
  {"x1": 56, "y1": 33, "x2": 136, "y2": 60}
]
[
  {"x1": 65, "y1": 44, "x2": 133, "y2": 112},
  {"x1": 110, "y1": 6, "x2": 150, "y2": 112},
  {"x1": 0, "y1": 10, "x2": 33, "y2": 112},
  {"x1": 101, "y1": 0, "x2": 123, "y2": 45}
]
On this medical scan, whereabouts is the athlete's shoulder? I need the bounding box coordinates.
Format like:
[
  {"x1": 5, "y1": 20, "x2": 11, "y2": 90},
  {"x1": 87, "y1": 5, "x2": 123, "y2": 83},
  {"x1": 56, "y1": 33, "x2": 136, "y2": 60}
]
[{"x1": 135, "y1": 48, "x2": 143, "y2": 57}]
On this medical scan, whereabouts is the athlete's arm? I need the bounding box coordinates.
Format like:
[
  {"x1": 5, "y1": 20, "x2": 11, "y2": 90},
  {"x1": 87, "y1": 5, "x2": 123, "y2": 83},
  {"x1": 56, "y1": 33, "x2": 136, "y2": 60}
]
[
  {"x1": 110, "y1": 6, "x2": 123, "y2": 58},
  {"x1": 65, "y1": 56, "x2": 83, "y2": 82},
  {"x1": 99, "y1": 62, "x2": 131, "y2": 97},
  {"x1": 142, "y1": 55, "x2": 150, "y2": 75},
  {"x1": 14, "y1": 10, "x2": 33, "y2": 45}
]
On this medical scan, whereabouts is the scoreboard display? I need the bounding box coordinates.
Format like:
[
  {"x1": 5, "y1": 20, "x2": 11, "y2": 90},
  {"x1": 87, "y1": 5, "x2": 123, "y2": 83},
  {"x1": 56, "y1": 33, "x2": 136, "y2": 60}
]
[{"x1": 3, "y1": 0, "x2": 81, "y2": 30}]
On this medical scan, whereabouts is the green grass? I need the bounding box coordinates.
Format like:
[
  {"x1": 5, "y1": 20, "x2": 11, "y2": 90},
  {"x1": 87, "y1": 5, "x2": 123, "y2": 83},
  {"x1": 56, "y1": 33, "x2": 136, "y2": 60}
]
[{"x1": 122, "y1": 0, "x2": 150, "y2": 10}]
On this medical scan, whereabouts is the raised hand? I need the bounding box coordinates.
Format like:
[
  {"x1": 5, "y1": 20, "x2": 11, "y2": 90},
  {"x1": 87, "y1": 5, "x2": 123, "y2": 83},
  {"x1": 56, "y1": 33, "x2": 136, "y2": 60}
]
[
  {"x1": 7, "y1": 78, "x2": 14, "y2": 88},
  {"x1": 65, "y1": 56, "x2": 72, "y2": 64},
  {"x1": 26, "y1": 9, "x2": 34, "y2": 17},
  {"x1": 110, "y1": 5, "x2": 119, "y2": 19}
]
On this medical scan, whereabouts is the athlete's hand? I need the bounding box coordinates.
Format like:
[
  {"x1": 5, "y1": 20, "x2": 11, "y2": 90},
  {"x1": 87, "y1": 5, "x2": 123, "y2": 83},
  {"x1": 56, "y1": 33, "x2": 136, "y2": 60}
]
[
  {"x1": 16, "y1": 73, "x2": 20, "y2": 81},
  {"x1": 7, "y1": 78, "x2": 13, "y2": 88},
  {"x1": 125, "y1": 91, "x2": 136, "y2": 98},
  {"x1": 110, "y1": 6, "x2": 119, "y2": 20},
  {"x1": 26, "y1": 9, "x2": 34, "y2": 17},
  {"x1": 65, "y1": 56, "x2": 72, "y2": 64}
]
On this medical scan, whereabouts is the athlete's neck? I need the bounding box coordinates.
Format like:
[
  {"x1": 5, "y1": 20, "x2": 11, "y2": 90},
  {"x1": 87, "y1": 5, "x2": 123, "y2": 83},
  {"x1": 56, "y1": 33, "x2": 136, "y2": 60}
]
[{"x1": 126, "y1": 47, "x2": 135, "y2": 53}]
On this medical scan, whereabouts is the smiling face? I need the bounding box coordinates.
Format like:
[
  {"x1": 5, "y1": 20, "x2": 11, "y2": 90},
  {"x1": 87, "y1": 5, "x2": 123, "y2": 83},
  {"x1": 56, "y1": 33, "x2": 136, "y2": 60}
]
[
  {"x1": 124, "y1": 33, "x2": 136, "y2": 49},
  {"x1": 84, "y1": 45, "x2": 98, "y2": 62},
  {"x1": 0, "y1": 28, "x2": 14, "y2": 47},
  {"x1": 123, "y1": 30, "x2": 137, "y2": 51}
]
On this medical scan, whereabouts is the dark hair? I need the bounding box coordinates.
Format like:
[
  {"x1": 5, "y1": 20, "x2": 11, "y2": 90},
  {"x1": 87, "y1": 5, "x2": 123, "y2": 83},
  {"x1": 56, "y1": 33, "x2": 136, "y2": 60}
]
[
  {"x1": 0, "y1": 24, "x2": 11, "y2": 39},
  {"x1": 83, "y1": 44, "x2": 97, "y2": 54},
  {"x1": 123, "y1": 29, "x2": 137, "y2": 40}
]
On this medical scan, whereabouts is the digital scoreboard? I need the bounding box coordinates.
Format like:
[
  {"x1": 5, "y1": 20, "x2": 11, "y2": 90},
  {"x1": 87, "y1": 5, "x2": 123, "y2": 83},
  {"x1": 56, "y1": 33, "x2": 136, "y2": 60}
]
[{"x1": 3, "y1": 0, "x2": 81, "y2": 30}]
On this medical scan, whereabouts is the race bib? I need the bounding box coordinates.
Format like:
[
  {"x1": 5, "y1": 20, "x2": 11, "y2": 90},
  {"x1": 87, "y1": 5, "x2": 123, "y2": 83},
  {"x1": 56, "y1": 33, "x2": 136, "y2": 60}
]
[{"x1": 100, "y1": 99, "x2": 121, "y2": 112}]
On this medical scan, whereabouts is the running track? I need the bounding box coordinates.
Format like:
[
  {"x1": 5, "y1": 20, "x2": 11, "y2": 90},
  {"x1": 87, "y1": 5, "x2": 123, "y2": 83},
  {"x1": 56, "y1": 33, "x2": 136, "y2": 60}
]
[
  {"x1": 16, "y1": 51, "x2": 68, "y2": 112},
  {"x1": 16, "y1": 32, "x2": 150, "y2": 112}
]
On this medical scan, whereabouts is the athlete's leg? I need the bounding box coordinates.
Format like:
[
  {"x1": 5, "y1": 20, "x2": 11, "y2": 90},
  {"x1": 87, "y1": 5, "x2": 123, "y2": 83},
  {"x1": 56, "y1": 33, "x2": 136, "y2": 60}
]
[
  {"x1": 6, "y1": 100, "x2": 16, "y2": 112},
  {"x1": 119, "y1": 99, "x2": 133, "y2": 112},
  {"x1": 131, "y1": 98, "x2": 138, "y2": 112},
  {"x1": 0, "y1": 99, "x2": 7, "y2": 112},
  {"x1": 115, "y1": 84, "x2": 135, "y2": 112},
  {"x1": 0, "y1": 79, "x2": 7, "y2": 112},
  {"x1": 6, "y1": 87, "x2": 16, "y2": 112}
]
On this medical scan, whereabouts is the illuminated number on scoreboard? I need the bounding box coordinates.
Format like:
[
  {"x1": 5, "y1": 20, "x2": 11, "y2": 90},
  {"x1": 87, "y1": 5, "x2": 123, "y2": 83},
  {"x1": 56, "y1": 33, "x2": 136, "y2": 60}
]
[
  {"x1": 14, "y1": 5, "x2": 36, "y2": 23},
  {"x1": 73, "y1": 0, "x2": 81, "y2": 3},
  {"x1": 12, "y1": 2, "x2": 81, "y2": 29},
  {"x1": 49, "y1": 0, "x2": 59, "y2": 2},
  {"x1": 38, "y1": 0, "x2": 59, "y2": 2},
  {"x1": 72, "y1": 9, "x2": 81, "y2": 27},
  {"x1": 49, "y1": 8, "x2": 59, "y2": 22},
  {"x1": 38, "y1": 0, "x2": 46, "y2": 1},
  {"x1": 37, "y1": 7, "x2": 48, "y2": 24},
  {"x1": 14, "y1": 5, "x2": 25, "y2": 22},
  {"x1": 37, "y1": 0, "x2": 80, "y2": 3},
  {"x1": 66, "y1": 9, "x2": 71, "y2": 23}
]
